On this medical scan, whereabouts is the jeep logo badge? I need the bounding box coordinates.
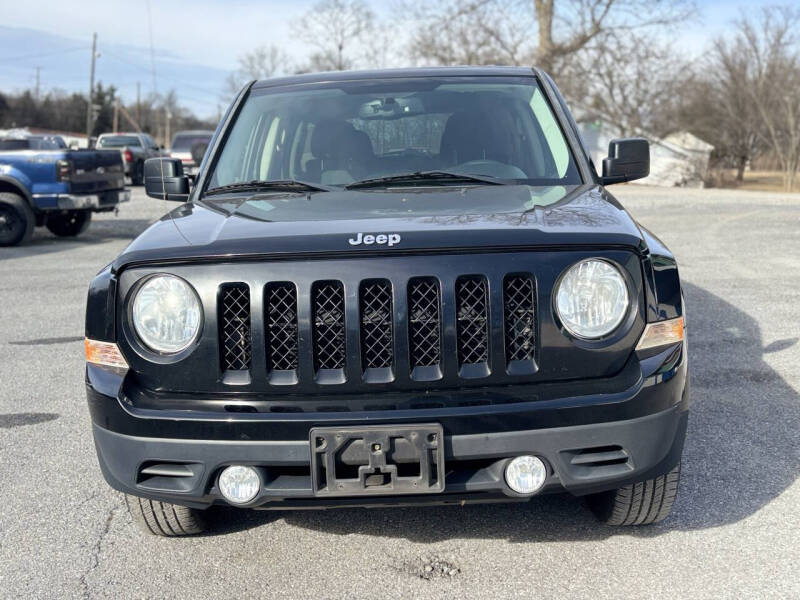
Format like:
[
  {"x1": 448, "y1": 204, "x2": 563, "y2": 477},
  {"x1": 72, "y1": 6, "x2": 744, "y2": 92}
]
[{"x1": 348, "y1": 233, "x2": 401, "y2": 247}]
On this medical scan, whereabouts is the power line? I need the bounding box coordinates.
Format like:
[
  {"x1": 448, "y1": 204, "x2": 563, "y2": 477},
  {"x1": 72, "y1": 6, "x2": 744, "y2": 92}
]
[{"x1": 0, "y1": 46, "x2": 88, "y2": 63}]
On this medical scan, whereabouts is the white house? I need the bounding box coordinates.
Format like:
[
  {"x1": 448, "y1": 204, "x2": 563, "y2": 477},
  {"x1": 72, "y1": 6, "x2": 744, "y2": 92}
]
[{"x1": 575, "y1": 113, "x2": 714, "y2": 188}]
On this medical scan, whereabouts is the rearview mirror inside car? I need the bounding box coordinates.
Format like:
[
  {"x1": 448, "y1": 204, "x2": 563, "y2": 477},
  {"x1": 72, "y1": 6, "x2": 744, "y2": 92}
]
[
  {"x1": 144, "y1": 158, "x2": 190, "y2": 201},
  {"x1": 601, "y1": 138, "x2": 650, "y2": 185}
]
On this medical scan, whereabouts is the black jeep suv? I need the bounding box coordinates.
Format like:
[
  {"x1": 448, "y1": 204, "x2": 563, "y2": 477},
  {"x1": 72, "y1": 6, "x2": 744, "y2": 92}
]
[{"x1": 85, "y1": 67, "x2": 687, "y2": 536}]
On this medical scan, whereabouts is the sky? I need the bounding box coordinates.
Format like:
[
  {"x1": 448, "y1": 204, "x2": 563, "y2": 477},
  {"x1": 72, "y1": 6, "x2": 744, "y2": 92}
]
[{"x1": 0, "y1": 0, "x2": 780, "y2": 119}]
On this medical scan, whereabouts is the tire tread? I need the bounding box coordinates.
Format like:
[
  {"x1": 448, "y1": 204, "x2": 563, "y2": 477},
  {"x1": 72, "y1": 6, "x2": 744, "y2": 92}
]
[{"x1": 125, "y1": 494, "x2": 206, "y2": 536}]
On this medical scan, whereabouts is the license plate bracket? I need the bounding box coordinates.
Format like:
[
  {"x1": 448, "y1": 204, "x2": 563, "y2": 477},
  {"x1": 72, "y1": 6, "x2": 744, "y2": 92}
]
[{"x1": 310, "y1": 424, "x2": 445, "y2": 496}]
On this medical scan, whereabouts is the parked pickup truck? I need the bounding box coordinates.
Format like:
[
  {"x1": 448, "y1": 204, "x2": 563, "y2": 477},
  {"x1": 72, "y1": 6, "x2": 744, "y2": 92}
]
[
  {"x1": 96, "y1": 132, "x2": 165, "y2": 185},
  {"x1": 0, "y1": 136, "x2": 130, "y2": 246}
]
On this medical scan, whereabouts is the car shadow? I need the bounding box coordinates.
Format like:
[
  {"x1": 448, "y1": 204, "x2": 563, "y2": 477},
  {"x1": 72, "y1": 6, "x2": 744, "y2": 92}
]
[
  {"x1": 0, "y1": 219, "x2": 155, "y2": 260},
  {"x1": 204, "y1": 281, "x2": 798, "y2": 540}
]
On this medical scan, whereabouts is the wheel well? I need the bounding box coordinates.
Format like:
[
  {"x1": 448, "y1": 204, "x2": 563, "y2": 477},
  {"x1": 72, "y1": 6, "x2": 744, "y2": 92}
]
[{"x1": 0, "y1": 179, "x2": 30, "y2": 202}]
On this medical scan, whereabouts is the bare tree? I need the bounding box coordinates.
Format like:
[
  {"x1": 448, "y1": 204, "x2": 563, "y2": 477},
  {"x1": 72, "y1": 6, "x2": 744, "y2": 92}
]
[
  {"x1": 532, "y1": 0, "x2": 694, "y2": 72},
  {"x1": 404, "y1": 0, "x2": 695, "y2": 72},
  {"x1": 405, "y1": 0, "x2": 534, "y2": 66},
  {"x1": 291, "y1": 0, "x2": 375, "y2": 72},
  {"x1": 736, "y1": 7, "x2": 800, "y2": 191},
  {"x1": 225, "y1": 44, "x2": 289, "y2": 97},
  {"x1": 563, "y1": 33, "x2": 692, "y2": 137}
]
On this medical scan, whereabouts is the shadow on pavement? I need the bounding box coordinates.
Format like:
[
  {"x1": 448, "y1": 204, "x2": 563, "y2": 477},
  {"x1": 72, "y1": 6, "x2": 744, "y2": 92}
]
[
  {"x1": 191, "y1": 281, "x2": 800, "y2": 540},
  {"x1": 0, "y1": 219, "x2": 155, "y2": 260}
]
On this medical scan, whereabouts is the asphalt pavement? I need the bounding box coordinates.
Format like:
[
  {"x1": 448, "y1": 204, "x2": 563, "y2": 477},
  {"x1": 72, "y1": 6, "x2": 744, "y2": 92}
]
[{"x1": 0, "y1": 185, "x2": 798, "y2": 599}]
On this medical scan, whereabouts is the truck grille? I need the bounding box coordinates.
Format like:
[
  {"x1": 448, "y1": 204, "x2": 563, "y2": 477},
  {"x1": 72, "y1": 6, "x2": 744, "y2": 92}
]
[{"x1": 217, "y1": 271, "x2": 538, "y2": 385}]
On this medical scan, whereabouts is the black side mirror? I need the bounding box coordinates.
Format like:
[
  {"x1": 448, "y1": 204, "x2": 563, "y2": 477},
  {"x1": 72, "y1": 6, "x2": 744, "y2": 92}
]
[
  {"x1": 601, "y1": 138, "x2": 650, "y2": 185},
  {"x1": 144, "y1": 158, "x2": 190, "y2": 201}
]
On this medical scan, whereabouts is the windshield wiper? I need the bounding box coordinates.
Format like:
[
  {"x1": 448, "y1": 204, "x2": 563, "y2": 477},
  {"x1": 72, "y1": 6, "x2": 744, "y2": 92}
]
[
  {"x1": 344, "y1": 170, "x2": 506, "y2": 190},
  {"x1": 205, "y1": 179, "x2": 332, "y2": 196}
]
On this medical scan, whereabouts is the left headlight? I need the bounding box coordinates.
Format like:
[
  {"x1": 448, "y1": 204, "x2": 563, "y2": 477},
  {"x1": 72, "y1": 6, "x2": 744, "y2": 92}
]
[
  {"x1": 132, "y1": 274, "x2": 202, "y2": 354},
  {"x1": 555, "y1": 259, "x2": 629, "y2": 339}
]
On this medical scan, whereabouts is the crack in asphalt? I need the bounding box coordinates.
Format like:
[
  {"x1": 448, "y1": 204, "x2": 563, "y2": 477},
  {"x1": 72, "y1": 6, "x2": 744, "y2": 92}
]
[{"x1": 78, "y1": 499, "x2": 123, "y2": 599}]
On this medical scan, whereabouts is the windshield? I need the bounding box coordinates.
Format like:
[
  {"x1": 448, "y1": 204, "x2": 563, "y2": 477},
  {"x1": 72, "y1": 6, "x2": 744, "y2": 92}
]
[
  {"x1": 0, "y1": 139, "x2": 30, "y2": 150},
  {"x1": 208, "y1": 77, "x2": 581, "y2": 189},
  {"x1": 171, "y1": 133, "x2": 212, "y2": 152},
  {"x1": 98, "y1": 135, "x2": 141, "y2": 148}
]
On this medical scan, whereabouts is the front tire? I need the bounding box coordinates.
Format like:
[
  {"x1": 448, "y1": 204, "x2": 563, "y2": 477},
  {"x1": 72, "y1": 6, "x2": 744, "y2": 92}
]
[
  {"x1": 125, "y1": 494, "x2": 207, "y2": 536},
  {"x1": 45, "y1": 210, "x2": 92, "y2": 237},
  {"x1": 587, "y1": 462, "x2": 680, "y2": 525},
  {"x1": 131, "y1": 161, "x2": 144, "y2": 186},
  {"x1": 0, "y1": 192, "x2": 35, "y2": 246}
]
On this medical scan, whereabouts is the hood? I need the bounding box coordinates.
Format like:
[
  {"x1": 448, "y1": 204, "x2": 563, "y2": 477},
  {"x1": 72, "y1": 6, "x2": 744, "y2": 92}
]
[{"x1": 114, "y1": 184, "x2": 645, "y2": 270}]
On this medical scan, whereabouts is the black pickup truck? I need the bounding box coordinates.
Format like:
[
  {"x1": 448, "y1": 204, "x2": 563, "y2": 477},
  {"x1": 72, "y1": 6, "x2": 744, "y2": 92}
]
[{"x1": 85, "y1": 67, "x2": 687, "y2": 536}]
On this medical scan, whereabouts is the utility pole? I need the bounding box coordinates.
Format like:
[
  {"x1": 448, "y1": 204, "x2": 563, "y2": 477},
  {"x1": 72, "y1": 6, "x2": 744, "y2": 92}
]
[
  {"x1": 165, "y1": 109, "x2": 171, "y2": 149},
  {"x1": 85, "y1": 32, "x2": 98, "y2": 141},
  {"x1": 136, "y1": 81, "x2": 141, "y2": 127},
  {"x1": 34, "y1": 67, "x2": 40, "y2": 101},
  {"x1": 112, "y1": 97, "x2": 119, "y2": 133}
]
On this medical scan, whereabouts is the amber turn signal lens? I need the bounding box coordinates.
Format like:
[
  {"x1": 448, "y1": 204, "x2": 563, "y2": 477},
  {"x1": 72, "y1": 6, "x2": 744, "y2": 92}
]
[
  {"x1": 85, "y1": 338, "x2": 129, "y2": 370},
  {"x1": 635, "y1": 317, "x2": 685, "y2": 352}
]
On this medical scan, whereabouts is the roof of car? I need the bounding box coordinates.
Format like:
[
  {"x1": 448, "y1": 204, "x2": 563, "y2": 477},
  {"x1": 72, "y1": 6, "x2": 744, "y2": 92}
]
[
  {"x1": 251, "y1": 66, "x2": 537, "y2": 90},
  {"x1": 172, "y1": 130, "x2": 215, "y2": 136}
]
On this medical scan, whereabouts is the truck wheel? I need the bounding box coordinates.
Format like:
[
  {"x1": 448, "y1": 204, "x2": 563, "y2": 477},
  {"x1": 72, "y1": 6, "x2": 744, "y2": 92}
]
[
  {"x1": 586, "y1": 462, "x2": 680, "y2": 525},
  {"x1": 125, "y1": 494, "x2": 207, "y2": 536},
  {"x1": 0, "y1": 192, "x2": 35, "y2": 246},
  {"x1": 132, "y1": 162, "x2": 144, "y2": 186},
  {"x1": 45, "y1": 211, "x2": 92, "y2": 237}
]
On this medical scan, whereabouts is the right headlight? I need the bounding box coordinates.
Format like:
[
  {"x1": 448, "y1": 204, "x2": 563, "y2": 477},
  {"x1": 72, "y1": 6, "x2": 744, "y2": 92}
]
[
  {"x1": 131, "y1": 274, "x2": 202, "y2": 354},
  {"x1": 555, "y1": 259, "x2": 629, "y2": 339}
]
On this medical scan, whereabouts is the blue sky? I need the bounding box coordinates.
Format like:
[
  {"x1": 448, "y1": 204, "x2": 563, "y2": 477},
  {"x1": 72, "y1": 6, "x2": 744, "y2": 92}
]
[{"x1": 0, "y1": 0, "x2": 779, "y2": 118}]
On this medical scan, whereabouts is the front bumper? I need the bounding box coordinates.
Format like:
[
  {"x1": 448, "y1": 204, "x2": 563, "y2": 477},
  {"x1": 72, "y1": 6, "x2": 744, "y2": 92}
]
[{"x1": 88, "y1": 344, "x2": 688, "y2": 509}]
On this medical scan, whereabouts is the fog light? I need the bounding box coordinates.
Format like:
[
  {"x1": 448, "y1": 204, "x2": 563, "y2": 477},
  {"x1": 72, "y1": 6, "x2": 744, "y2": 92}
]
[
  {"x1": 504, "y1": 455, "x2": 547, "y2": 494},
  {"x1": 218, "y1": 465, "x2": 260, "y2": 504}
]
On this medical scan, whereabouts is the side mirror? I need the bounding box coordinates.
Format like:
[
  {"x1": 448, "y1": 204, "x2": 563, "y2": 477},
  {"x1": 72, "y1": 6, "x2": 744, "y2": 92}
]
[
  {"x1": 144, "y1": 158, "x2": 190, "y2": 201},
  {"x1": 601, "y1": 138, "x2": 649, "y2": 185}
]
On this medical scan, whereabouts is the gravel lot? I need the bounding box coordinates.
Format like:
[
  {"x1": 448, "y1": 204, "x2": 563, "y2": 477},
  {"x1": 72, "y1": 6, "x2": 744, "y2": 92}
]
[{"x1": 1, "y1": 185, "x2": 798, "y2": 599}]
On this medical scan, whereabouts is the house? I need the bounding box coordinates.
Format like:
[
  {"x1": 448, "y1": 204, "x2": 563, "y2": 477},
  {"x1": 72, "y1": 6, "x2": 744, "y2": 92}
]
[{"x1": 575, "y1": 113, "x2": 714, "y2": 188}]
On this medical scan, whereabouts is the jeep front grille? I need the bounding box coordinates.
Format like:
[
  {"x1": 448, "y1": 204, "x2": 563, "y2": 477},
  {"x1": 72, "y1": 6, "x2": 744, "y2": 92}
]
[
  {"x1": 219, "y1": 283, "x2": 252, "y2": 371},
  {"x1": 215, "y1": 271, "x2": 538, "y2": 385}
]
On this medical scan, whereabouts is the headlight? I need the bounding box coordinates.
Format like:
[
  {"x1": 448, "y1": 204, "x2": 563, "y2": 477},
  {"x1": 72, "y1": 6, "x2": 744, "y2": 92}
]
[
  {"x1": 555, "y1": 259, "x2": 629, "y2": 339},
  {"x1": 132, "y1": 274, "x2": 202, "y2": 353}
]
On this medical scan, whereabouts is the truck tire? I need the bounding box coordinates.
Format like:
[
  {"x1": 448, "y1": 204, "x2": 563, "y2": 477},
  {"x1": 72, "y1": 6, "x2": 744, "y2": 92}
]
[
  {"x1": 586, "y1": 462, "x2": 680, "y2": 526},
  {"x1": 125, "y1": 494, "x2": 207, "y2": 536},
  {"x1": 45, "y1": 210, "x2": 92, "y2": 237},
  {"x1": 132, "y1": 161, "x2": 144, "y2": 186},
  {"x1": 0, "y1": 192, "x2": 35, "y2": 246}
]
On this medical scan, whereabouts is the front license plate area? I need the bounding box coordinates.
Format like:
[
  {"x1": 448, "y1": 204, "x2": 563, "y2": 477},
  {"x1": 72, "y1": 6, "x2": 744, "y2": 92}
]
[{"x1": 310, "y1": 424, "x2": 445, "y2": 496}]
